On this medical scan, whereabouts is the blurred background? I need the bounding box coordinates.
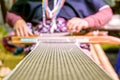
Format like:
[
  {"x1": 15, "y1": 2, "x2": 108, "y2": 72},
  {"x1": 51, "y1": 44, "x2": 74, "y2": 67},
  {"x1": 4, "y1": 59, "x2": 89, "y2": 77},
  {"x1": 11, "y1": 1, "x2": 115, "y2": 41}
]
[{"x1": 0, "y1": 0, "x2": 120, "y2": 80}]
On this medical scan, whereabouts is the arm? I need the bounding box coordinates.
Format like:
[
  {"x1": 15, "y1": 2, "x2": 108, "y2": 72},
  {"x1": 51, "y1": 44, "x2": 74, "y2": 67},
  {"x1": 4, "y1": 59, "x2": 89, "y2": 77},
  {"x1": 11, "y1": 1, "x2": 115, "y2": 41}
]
[
  {"x1": 84, "y1": 6, "x2": 113, "y2": 28},
  {"x1": 6, "y1": 12, "x2": 33, "y2": 36},
  {"x1": 67, "y1": 6, "x2": 113, "y2": 32},
  {"x1": 6, "y1": 12, "x2": 22, "y2": 27}
]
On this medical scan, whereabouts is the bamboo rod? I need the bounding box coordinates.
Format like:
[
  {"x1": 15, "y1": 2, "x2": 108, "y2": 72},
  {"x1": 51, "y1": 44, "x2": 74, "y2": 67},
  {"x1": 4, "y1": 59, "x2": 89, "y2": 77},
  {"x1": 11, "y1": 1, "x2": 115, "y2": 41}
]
[
  {"x1": 11, "y1": 35, "x2": 120, "y2": 44},
  {"x1": 93, "y1": 44, "x2": 119, "y2": 80},
  {"x1": 90, "y1": 44, "x2": 101, "y2": 66}
]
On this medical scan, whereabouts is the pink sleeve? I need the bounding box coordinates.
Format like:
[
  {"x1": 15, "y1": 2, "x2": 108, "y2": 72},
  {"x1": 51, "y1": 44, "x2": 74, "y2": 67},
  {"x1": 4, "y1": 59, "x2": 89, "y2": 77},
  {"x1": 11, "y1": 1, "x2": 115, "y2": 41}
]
[
  {"x1": 84, "y1": 7, "x2": 113, "y2": 28},
  {"x1": 6, "y1": 12, "x2": 22, "y2": 27}
]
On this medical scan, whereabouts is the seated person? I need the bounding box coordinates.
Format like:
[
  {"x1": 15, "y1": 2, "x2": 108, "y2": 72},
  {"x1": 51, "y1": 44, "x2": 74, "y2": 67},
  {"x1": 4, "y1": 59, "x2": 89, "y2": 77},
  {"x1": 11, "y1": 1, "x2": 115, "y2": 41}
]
[{"x1": 3, "y1": 0, "x2": 113, "y2": 56}]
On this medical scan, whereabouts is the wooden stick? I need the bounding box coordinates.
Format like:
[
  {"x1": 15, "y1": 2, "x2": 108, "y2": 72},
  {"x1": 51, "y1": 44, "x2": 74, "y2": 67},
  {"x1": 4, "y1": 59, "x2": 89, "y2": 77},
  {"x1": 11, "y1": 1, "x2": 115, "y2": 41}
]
[
  {"x1": 11, "y1": 35, "x2": 120, "y2": 44},
  {"x1": 93, "y1": 44, "x2": 119, "y2": 80},
  {"x1": 11, "y1": 35, "x2": 39, "y2": 44},
  {"x1": 90, "y1": 44, "x2": 101, "y2": 66}
]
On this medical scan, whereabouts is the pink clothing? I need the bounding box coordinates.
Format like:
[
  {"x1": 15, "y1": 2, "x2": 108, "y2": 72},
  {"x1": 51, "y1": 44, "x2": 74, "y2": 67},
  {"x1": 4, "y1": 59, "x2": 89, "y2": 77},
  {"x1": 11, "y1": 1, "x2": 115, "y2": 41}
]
[
  {"x1": 6, "y1": 12, "x2": 22, "y2": 27},
  {"x1": 84, "y1": 7, "x2": 113, "y2": 28}
]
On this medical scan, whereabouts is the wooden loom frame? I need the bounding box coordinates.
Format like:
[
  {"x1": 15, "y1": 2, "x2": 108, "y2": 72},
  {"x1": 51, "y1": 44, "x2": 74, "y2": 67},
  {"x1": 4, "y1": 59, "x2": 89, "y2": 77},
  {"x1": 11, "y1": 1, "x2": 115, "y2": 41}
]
[{"x1": 10, "y1": 31, "x2": 120, "y2": 80}]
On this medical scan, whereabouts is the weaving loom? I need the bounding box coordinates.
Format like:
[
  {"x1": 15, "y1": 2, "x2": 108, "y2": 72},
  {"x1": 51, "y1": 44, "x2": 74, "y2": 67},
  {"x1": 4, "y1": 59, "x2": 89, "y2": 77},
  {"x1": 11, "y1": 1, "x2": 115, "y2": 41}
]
[
  {"x1": 4, "y1": 32, "x2": 120, "y2": 80},
  {"x1": 2, "y1": 0, "x2": 120, "y2": 79}
]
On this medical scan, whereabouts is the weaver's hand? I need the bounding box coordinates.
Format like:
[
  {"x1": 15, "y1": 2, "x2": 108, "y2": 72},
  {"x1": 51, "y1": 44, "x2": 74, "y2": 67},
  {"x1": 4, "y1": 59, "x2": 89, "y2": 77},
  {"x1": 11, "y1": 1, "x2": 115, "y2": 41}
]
[
  {"x1": 67, "y1": 17, "x2": 89, "y2": 32},
  {"x1": 13, "y1": 19, "x2": 33, "y2": 36}
]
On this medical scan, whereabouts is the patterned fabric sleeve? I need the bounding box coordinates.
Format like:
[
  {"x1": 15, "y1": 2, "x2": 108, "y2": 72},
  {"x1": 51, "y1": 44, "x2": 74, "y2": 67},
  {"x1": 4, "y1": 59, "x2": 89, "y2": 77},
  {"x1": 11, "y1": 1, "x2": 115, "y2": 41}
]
[
  {"x1": 6, "y1": 12, "x2": 22, "y2": 27},
  {"x1": 84, "y1": 7, "x2": 113, "y2": 28}
]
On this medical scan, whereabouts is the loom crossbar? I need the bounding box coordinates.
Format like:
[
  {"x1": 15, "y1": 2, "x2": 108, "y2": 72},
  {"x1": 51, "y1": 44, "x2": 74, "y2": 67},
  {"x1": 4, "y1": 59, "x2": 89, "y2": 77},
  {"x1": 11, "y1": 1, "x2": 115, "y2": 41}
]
[
  {"x1": 11, "y1": 35, "x2": 120, "y2": 44},
  {"x1": 3, "y1": 42, "x2": 112, "y2": 80}
]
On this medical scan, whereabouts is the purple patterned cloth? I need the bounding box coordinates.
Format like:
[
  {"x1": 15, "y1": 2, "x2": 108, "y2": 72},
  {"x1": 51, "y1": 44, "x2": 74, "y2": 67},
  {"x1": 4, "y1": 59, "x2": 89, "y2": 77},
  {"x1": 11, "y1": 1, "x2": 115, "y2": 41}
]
[{"x1": 28, "y1": 17, "x2": 67, "y2": 34}]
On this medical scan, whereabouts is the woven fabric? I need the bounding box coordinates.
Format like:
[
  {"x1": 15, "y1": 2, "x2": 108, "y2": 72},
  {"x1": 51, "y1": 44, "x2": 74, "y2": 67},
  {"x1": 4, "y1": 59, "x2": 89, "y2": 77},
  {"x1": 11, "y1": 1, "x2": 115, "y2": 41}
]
[{"x1": 4, "y1": 42, "x2": 112, "y2": 80}]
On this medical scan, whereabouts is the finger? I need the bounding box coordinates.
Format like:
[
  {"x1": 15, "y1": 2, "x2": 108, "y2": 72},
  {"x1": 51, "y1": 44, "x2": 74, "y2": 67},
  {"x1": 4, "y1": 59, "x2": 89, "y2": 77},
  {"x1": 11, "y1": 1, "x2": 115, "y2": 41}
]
[
  {"x1": 25, "y1": 25, "x2": 33, "y2": 36},
  {"x1": 16, "y1": 29, "x2": 20, "y2": 36},
  {"x1": 27, "y1": 29, "x2": 33, "y2": 36},
  {"x1": 67, "y1": 21, "x2": 75, "y2": 32},
  {"x1": 67, "y1": 24, "x2": 74, "y2": 32},
  {"x1": 71, "y1": 23, "x2": 78, "y2": 32},
  {"x1": 25, "y1": 23, "x2": 33, "y2": 36},
  {"x1": 19, "y1": 27, "x2": 24, "y2": 36},
  {"x1": 24, "y1": 25, "x2": 31, "y2": 37},
  {"x1": 76, "y1": 24, "x2": 83, "y2": 32},
  {"x1": 23, "y1": 27, "x2": 29, "y2": 37},
  {"x1": 66, "y1": 20, "x2": 71, "y2": 30}
]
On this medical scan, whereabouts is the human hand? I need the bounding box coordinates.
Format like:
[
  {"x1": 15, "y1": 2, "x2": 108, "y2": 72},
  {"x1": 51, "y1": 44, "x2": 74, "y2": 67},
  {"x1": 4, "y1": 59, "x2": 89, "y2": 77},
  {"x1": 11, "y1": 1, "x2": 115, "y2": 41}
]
[
  {"x1": 13, "y1": 19, "x2": 33, "y2": 36},
  {"x1": 67, "y1": 17, "x2": 89, "y2": 32}
]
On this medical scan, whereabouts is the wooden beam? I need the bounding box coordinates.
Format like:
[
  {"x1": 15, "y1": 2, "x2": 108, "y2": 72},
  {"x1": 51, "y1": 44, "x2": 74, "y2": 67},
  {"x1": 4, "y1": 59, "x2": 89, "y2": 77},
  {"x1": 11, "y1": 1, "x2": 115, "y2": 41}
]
[
  {"x1": 92, "y1": 44, "x2": 119, "y2": 80},
  {"x1": 11, "y1": 35, "x2": 120, "y2": 44}
]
